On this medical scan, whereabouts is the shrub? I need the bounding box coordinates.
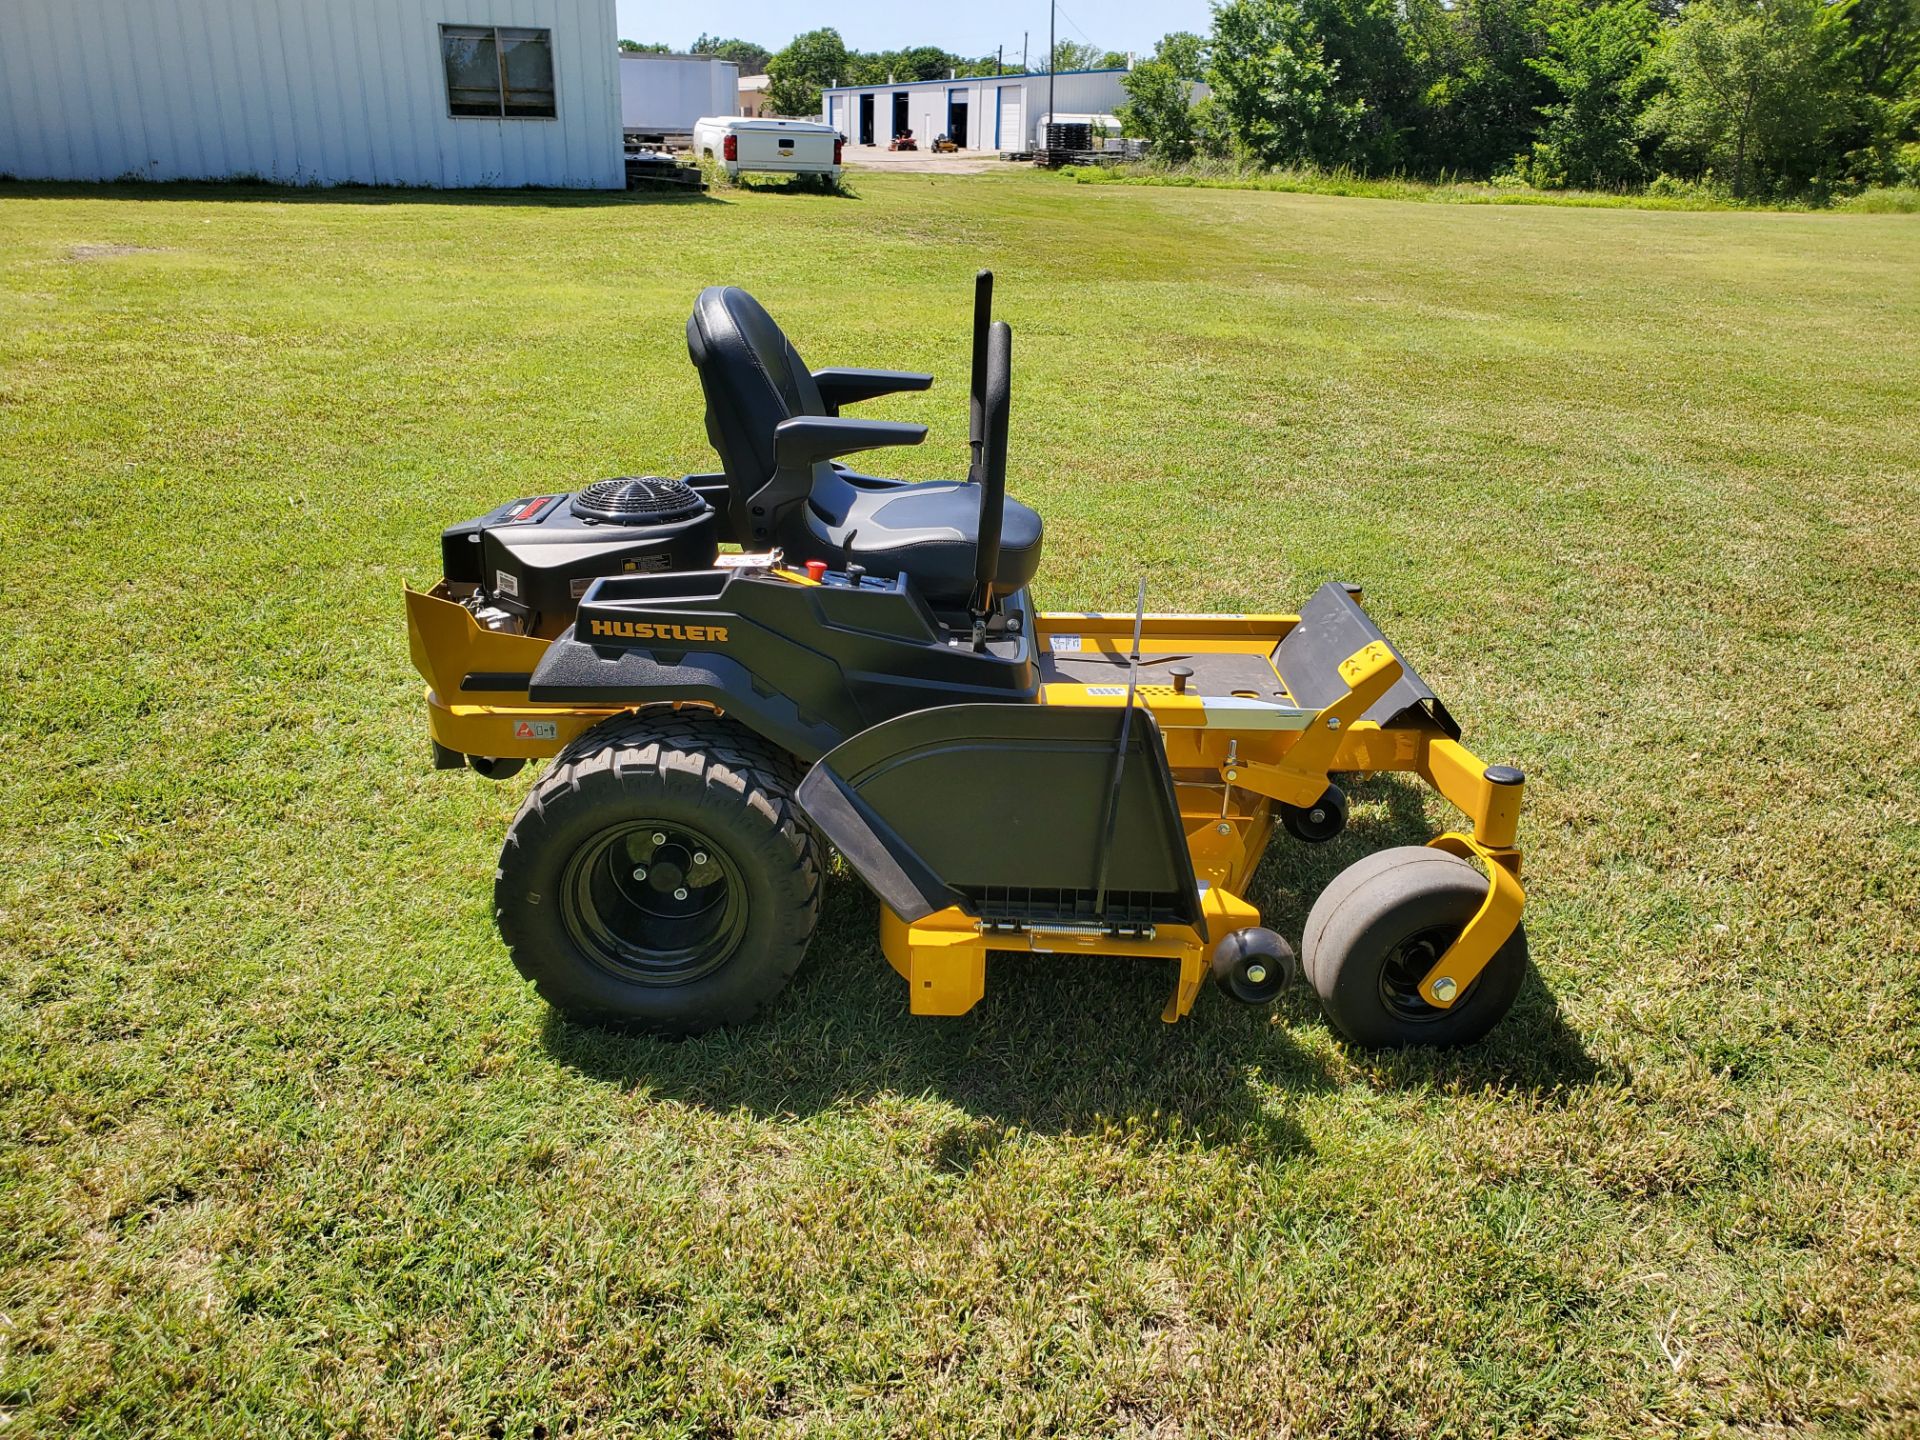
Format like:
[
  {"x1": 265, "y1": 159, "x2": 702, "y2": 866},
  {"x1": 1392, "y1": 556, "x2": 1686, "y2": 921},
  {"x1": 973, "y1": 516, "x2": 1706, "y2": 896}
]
[
  {"x1": 1838, "y1": 184, "x2": 1920, "y2": 211},
  {"x1": 1646, "y1": 170, "x2": 1722, "y2": 200},
  {"x1": 1118, "y1": 33, "x2": 1209, "y2": 164}
]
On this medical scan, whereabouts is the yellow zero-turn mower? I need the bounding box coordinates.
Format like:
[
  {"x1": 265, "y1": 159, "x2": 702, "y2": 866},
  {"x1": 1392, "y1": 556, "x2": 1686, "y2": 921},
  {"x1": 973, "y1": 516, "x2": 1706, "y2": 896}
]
[{"x1": 406, "y1": 273, "x2": 1530, "y2": 1046}]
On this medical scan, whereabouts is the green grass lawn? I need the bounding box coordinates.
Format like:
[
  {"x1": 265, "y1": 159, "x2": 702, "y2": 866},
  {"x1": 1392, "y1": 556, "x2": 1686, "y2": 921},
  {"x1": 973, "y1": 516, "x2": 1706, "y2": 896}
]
[{"x1": 2, "y1": 170, "x2": 1917, "y2": 1438}]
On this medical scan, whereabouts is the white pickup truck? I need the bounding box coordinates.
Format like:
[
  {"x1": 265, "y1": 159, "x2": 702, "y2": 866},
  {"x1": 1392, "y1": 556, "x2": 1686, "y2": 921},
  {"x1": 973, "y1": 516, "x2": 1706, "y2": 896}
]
[{"x1": 691, "y1": 117, "x2": 843, "y2": 180}]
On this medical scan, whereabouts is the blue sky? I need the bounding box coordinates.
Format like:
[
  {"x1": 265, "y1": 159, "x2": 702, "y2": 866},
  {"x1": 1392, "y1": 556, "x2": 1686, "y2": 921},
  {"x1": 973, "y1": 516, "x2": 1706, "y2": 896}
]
[{"x1": 613, "y1": 0, "x2": 1213, "y2": 65}]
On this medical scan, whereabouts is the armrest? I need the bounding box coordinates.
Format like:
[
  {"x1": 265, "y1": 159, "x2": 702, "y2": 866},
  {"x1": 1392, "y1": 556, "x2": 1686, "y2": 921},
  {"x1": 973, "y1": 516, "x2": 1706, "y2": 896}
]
[
  {"x1": 811, "y1": 368, "x2": 935, "y2": 415},
  {"x1": 773, "y1": 416, "x2": 927, "y2": 471},
  {"x1": 741, "y1": 417, "x2": 929, "y2": 546}
]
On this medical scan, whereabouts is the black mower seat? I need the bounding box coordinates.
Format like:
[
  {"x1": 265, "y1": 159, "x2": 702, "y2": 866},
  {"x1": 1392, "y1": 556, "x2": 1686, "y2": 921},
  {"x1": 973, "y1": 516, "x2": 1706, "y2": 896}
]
[
  {"x1": 686, "y1": 285, "x2": 1043, "y2": 604},
  {"x1": 804, "y1": 468, "x2": 1043, "y2": 600}
]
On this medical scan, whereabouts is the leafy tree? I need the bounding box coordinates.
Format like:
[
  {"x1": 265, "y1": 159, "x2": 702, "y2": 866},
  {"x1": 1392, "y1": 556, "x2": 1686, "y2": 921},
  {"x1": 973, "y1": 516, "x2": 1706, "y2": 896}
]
[
  {"x1": 766, "y1": 27, "x2": 850, "y2": 117},
  {"x1": 1208, "y1": 0, "x2": 1370, "y2": 166},
  {"x1": 1526, "y1": 0, "x2": 1659, "y2": 187},
  {"x1": 1837, "y1": 0, "x2": 1920, "y2": 181},
  {"x1": 870, "y1": 45, "x2": 960, "y2": 81},
  {"x1": 1051, "y1": 40, "x2": 1105, "y2": 72},
  {"x1": 617, "y1": 40, "x2": 670, "y2": 53},
  {"x1": 1406, "y1": 0, "x2": 1552, "y2": 177},
  {"x1": 1847, "y1": 0, "x2": 1920, "y2": 96},
  {"x1": 691, "y1": 35, "x2": 773, "y2": 75},
  {"x1": 1644, "y1": 0, "x2": 1860, "y2": 196},
  {"x1": 1307, "y1": 0, "x2": 1424, "y2": 170},
  {"x1": 1119, "y1": 33, "x2": 1208, "y2": 159},
  {"x1": 838, "y1": 46, "x2": 1006, "y2": 84}
]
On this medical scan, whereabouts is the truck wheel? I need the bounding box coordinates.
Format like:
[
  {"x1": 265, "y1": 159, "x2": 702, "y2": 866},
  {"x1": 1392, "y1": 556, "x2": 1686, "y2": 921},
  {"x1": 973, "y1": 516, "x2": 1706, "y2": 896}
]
[
  {"x1": 1302, "y1": 847, "x2": 1526, "y2": 1048},
  {"x1": 495, "y1": 712, "x2": 820, "y2": 1034}
]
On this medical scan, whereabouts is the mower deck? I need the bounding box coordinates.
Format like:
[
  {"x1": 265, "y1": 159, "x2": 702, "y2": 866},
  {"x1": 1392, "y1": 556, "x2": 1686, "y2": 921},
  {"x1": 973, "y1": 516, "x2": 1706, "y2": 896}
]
[{"x1": 875, "y1": 600, "x2": 1524, "y2": 1023}]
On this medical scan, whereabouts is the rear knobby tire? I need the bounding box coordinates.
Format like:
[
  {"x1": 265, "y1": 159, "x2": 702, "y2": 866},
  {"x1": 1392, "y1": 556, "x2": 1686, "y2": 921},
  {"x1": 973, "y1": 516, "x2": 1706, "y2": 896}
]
[
  {"x1": 495, "y1": 711, "x2": 821, "y2": 1034},
  {"x1": 1302, "y1": 846, "x2": 1526, "y2": 1049}
]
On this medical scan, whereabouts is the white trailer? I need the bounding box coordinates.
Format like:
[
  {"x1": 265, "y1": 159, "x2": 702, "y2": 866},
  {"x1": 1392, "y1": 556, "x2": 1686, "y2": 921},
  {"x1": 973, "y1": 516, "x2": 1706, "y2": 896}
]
[{"x1": 619, "y1": 54, "x2": 738, "y2": 141}]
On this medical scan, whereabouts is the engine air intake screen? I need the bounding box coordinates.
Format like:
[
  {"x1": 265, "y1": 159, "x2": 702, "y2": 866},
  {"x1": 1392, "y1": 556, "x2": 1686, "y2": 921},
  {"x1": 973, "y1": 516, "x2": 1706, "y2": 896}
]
[{"x1": 571, "y1": 476, "x2": 705, "y2": 525}]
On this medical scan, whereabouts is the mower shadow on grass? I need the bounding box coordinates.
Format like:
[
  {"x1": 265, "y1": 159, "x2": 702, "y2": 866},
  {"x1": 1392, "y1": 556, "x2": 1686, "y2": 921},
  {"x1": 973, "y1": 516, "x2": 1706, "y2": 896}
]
[
  {"x1": 541, "y1": 897, "x2": 1334, "y2": 1156},
  {"x1": 540, "y1": 775, "x2": 1599, "y2": 1153}
]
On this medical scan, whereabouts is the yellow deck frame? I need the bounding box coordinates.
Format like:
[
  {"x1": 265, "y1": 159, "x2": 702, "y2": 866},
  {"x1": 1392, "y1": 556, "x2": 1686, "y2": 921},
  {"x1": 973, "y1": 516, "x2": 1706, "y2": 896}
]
[{"x1": 407, "y1": 587, "x2": 1526, "y2": 1022}]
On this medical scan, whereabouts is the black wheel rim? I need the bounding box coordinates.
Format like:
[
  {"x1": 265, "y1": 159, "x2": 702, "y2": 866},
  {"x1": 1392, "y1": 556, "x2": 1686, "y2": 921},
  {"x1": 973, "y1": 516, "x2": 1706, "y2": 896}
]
[
  {"x1": 560, "y1": 822, "x2": 748, "y2": 986},
  {"x1": 1285, "y1": 787, "x2": 1346, "y2": 843},
  {"x1": 1377, "y1": 923, "x2": 1473, "y2": 1024}
]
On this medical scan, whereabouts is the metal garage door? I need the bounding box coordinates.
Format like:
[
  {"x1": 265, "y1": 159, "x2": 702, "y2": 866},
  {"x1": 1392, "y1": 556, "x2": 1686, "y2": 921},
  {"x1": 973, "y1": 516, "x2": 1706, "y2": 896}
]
[{"x1": 994, "y1": 87, "x2": 1024, "y2": 151}]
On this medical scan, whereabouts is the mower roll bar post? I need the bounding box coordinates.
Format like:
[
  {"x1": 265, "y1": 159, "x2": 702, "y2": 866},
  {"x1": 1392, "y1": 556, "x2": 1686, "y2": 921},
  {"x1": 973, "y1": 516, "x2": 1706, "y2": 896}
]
[
  {"x1": 968, "y1": 269, "x2": 993, "y2": 482},
  {"x1": 970, "y1": 320, "x2": 1012, "y2": 617}
]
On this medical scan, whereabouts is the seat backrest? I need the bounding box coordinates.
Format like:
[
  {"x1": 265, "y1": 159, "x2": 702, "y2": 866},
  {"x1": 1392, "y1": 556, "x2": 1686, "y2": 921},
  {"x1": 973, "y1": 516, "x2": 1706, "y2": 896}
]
[{"x1": 686, "y1": 287, "x2": 827, "y2": 530}]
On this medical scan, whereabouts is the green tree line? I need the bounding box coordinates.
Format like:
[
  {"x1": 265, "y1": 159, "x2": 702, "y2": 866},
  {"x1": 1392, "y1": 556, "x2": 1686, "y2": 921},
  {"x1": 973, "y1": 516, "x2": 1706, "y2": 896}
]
[{"x1": 1117, "y1": 0, "x2": 1920, "y2": 199}]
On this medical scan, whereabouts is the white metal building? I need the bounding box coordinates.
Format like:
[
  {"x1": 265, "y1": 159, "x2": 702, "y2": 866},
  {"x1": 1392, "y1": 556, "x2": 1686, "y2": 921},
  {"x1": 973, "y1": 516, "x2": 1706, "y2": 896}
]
[
  {"x1": 0, "y1": 0, "x2": 625, "y2": 188},
  {"x1": 618, "y1": 54, "x2": 738, "y2": 137},
  {"x1": 823, "y1": 68, "x2": 1134, "y2": 153}
]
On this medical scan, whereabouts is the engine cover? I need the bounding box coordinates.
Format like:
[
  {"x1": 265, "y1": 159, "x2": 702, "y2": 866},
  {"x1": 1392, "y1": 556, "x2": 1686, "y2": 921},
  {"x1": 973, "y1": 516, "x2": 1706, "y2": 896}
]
[{"x1": 440, "y1": 483, "x2": 720, "y2": 623}]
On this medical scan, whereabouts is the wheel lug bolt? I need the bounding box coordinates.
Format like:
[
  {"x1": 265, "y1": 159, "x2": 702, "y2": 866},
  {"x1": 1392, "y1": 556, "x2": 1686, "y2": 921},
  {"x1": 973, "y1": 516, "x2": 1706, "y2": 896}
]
[
  {"x1": 673, "y1": 887, "x2": 689, "y2": 900},
  {"x1": 651, "y1": 832, "x2": 666, "y2": 845},
  {"x1": 631, "y1": 866, "x2": 647, "y2": 880},
  {"x1": 692, "y1": 851, "x2": 708, "y2": 865}
]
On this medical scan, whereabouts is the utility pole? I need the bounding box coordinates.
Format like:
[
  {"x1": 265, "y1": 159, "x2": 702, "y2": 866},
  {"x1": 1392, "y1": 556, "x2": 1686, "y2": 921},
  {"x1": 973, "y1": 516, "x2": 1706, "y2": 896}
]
[
  {"x1": 1047, "y1": 0, "x2": 1056, "y2": 137},
  {"x1": 1021, "y1": 31, "x2": 1028, "y2": 71},
  {"x1": 996, "y1": 45, "x2": 1002, "y2": 77}
]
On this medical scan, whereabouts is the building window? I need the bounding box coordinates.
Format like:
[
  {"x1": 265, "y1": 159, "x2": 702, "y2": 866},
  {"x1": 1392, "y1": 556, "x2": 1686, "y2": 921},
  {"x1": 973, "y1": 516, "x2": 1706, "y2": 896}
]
[{"x1": 441, "y1": 25, "x2": 556, "y2": 119}]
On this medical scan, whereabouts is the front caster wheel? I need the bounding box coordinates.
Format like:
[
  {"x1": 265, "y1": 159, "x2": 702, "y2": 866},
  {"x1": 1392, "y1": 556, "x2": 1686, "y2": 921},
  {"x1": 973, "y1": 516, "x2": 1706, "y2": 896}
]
[
  {"x1": 1280, "y1": 784, "x2": 1348, "y2": 844},
  {"x1": 495, "y1": 713, "x2": 821, "y2": 1034},
  {"x1": 1211, "y1": 926, "x2": 1298, "y2": 1005},
  {"x1": 1302, "y1": 846, "x2": 1526, "y2": 1048}
]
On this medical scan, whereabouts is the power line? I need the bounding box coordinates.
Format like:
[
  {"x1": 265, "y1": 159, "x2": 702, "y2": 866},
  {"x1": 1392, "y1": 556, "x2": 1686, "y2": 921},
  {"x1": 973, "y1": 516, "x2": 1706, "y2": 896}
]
[{"x1": 1051, "y1": 2, "x2": 1101, "y2": 52}]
